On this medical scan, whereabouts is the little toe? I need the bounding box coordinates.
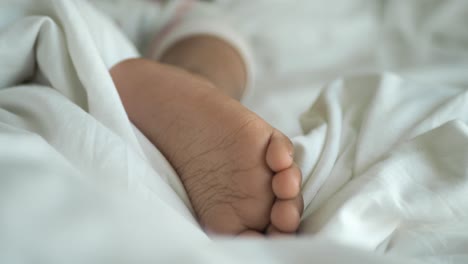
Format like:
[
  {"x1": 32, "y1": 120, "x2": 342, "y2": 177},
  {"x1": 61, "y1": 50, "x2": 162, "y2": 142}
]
[
  {"x1": 266, "y1": 130, "x2": 294, "y2": 172},
  {"x1": 270, "y1": 196, "x2": 304, "y2": 233},
  {"x1": 272, "y1": 164, "x2": 302, "y2": 200}
]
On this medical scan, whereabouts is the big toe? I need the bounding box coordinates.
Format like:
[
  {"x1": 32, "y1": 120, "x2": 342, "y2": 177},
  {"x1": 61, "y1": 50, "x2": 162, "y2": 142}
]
[
  {"x1": 270, "y1": 195, "x2": 303, "y2": 233},
  {"x1": 266, "y1": 130, "x2": 294, "y2": 172}
]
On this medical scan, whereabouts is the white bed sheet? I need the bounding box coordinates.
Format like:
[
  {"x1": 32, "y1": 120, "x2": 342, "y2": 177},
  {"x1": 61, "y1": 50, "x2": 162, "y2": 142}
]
[
  {"x1": 219, "y1": 0, "x2": 468, "y2": 261},
  {"x1": 1, "y1": 0, "x2": 467, "y2": 263}
]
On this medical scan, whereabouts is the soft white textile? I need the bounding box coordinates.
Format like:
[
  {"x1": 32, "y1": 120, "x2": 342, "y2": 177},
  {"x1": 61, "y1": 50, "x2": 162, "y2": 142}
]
[
  {"x1": 0, "y1": 0, "x2": 467, "y2": 263},
  {"x1": 297, "y1": 74, "x2": 468, "y2": 262},
  {"x1": 233, "y1": 0, "x2": 468, "y2": 262}
]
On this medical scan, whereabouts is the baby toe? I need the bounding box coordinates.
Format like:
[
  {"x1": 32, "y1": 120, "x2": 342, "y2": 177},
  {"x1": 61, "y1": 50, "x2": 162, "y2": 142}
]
[
  {"x1": 272, "y1": 164, "x2": 302, "y2": 200},
  {"x1": 266, "y1": 130, "x2": 294, "y2": 172}
]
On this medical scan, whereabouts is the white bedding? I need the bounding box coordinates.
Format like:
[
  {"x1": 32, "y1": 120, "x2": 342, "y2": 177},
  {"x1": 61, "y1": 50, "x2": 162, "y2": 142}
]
[{"x1": 0, "y1": 0, "x2": 467, "y2": 263}]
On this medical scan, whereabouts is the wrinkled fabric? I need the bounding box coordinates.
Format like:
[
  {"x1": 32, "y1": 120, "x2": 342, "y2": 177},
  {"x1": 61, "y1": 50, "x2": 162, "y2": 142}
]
[
  {"x1": 0, "y1": 0, "x2": 467, "y2": 263},
  {"x1": 296, "y1": 74, "x2": 468, "y2": 262},
  {"x1": 225, "y1": 0, "x2": 468, "y2": 262}
]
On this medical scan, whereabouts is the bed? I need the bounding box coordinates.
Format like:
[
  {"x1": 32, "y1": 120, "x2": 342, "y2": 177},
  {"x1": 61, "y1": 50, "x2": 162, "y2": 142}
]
[{"x1": 0, "y1": 0, "x2": 467, "y2": 263}]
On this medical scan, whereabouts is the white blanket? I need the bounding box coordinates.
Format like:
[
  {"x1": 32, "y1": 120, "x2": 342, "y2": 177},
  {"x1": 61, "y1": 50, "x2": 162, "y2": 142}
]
[
  {"x1": 297, "y1": 74, "x2": 468, "y2": 258},
  {"x1": 0, "y1": 0, "x2": 467, "y2": 263}
]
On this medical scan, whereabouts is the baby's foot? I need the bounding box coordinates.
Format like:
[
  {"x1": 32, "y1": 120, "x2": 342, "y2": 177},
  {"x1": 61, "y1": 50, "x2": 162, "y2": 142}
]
[{"x1": 110, "y1": 58, "x2": 303, "y2": 235}]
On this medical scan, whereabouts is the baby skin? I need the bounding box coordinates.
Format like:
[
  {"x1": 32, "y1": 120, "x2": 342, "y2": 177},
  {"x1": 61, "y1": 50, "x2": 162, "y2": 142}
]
[{"x1": 110, "y1": 36, "x2": 303, "y2": 236}]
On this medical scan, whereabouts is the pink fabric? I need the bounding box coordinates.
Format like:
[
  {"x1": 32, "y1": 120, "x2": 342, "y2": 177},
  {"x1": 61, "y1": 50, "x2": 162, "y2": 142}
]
[{"x1": 147, "y1": 0, "x2": 195, "y2": 57}]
